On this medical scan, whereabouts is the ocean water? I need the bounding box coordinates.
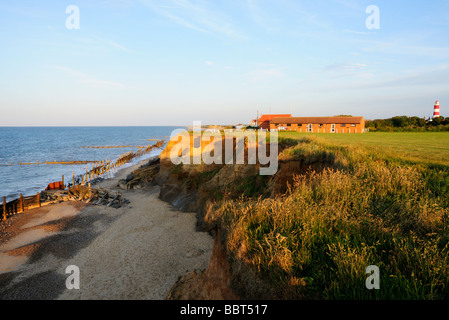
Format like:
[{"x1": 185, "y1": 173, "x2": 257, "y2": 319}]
[{"x1": 0, "y1": 126, "x2": 180, "y2": 202}]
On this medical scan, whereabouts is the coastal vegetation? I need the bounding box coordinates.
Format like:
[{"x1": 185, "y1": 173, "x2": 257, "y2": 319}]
[
  {"x1": 158, "y1": 131, "x2": 449, "y2": 299},
  {"x1": 366, "y1": 116, "x2": 449, "y2": 132}
]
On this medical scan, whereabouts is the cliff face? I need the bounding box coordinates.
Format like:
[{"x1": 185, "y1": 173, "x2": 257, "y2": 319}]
[
  {"x1": 154, "y1": 137, "x2": 261, "y2": 230},
  {"x1": 143, "y1": 135, "x2": 335, "y2": 299},
  {"x1": 154, "y1": 141, "x2": 332, "y2": 228}
]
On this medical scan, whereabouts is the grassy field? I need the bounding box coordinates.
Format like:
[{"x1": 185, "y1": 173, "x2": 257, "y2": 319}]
[
  {"x1": 204, "y1": 131, "x2": 449, "y2": 299},
  {"x1": 278, "y1": 131, "x2": 449, "y2": 168}
]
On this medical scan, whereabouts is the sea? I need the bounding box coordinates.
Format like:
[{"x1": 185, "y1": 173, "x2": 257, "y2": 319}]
[{"x1": 0, "y1": 126, "x2": 181, "y2": 203}]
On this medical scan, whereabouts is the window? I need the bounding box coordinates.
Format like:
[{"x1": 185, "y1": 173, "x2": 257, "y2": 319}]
[
  {"x1": 308, "y1": 124, "x2": 313, "y2": 132},
  {"x1": 340, "y1": 124, "x2": 346, "y2": 127},
  {"x1": 319, "y1": 124, "x2": 324, "y2": 127},
  {"x1": 298, "y1": 124, "x2": 302, "y2": 127},
  {"x1": 331, "y1": 124, "x2": 336, "y2": 133},
  {"x1": 351, "y1": 124, "x2": 356, "y2": 127}
]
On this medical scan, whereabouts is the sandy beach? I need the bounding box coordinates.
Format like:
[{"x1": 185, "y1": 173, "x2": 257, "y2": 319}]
[{"x1": 0, "y1": 160, "x2": 213, "y2": 300}]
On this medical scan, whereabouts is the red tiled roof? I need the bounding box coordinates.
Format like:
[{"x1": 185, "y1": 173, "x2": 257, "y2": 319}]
[
  {"x1": 259, "y1": 114, "x2": 292, "y2": 122},
  {"x1": 271, "y1": 116, "x2": 364, "y2": 124}
]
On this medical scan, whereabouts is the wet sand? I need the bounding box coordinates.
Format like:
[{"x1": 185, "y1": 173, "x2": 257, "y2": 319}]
[{"x1": 0, "y1": 160, "x2": 213, "y2": 300}]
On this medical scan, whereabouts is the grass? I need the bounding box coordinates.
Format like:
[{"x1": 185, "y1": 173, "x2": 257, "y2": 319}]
[
  {"x1": 205, "y1": 133, "x2": 449, "y2": 299},
  {"x1": 279, "y1": 131, "x2": 449, "y2": 168}
]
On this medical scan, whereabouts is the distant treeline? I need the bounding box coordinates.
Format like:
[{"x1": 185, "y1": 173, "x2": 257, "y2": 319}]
[{"x1": 366, "y1": 116, "x2": 449, "y2": 132}]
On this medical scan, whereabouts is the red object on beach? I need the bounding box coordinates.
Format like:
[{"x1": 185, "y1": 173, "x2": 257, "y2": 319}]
[{"x1": 45, "y1": 181, "x2": 64, "y2": 191}]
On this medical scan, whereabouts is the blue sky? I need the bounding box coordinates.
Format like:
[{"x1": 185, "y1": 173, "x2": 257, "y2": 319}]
[{"x1": 0, "y1": 0, "x2": 448, "y2": 126}]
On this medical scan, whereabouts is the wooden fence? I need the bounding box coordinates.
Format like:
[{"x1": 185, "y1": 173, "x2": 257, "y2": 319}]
[
  {"x1": 1, "y1": 193, "x2": 41, "y2": 221},
  {"x1": 0, "y1": 139, "x2": 166, "y2": 221}
]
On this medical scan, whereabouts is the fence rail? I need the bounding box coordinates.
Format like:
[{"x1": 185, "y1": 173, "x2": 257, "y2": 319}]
[{"x1": 1, "y1": 139, "x2": 166, "y2": 221}]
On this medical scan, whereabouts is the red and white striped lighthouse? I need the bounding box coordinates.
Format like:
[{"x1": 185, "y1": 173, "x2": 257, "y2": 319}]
[{"x1": 433, "y1": 100, "x2": 440, "y2": 118}]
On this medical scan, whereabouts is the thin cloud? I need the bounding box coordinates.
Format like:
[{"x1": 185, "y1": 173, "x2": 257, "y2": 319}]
[
  {"x1": 247, "y1": 0, "x2": 279, "y2": 31},
  {"x1": 34, "y1": 34, "x2": 135, "y2": 56},
  {"x1": 90, "y1": 35, "x2": 135, "y2": 53},
  {"x1": 343, "y1": 29, "x2": 373, "y2": 35},
  {"x1": 324, "y1": 63, "x2": 368, "y2": 72},
  {"x1": 317, "y1": 62, "x2": 449, "y2": 92},
  {"x1": 52, "y1": 66, "x2": 125, "y2": 89},
  {"x1": 105, "y1": 40, "x2": 133, "y2": 53},
  {"x1": 247, "y1": 66, "x2": 286, "y2": 82},
  {"x1": 367, "y1": 63, "x2": 449, "y2": 89},
  {"x1": 360, "y1": 41, "x2": 449, "y2": 59},
  {"x1": 322, "y1": 63, "x2": 370, "y2": 79},
  {"x1": 138, "y1": 0, "x2": 245, "y2": 39}
]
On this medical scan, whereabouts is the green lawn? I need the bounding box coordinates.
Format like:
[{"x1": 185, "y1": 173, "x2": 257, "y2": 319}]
[{"x1": 279, "y1": 131, "x2": 449, "y2": 168}]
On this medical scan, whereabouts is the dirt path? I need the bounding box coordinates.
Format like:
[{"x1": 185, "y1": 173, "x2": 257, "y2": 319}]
[{"x1": 0, "y1": 161, "x2": 213, "y2": 300}]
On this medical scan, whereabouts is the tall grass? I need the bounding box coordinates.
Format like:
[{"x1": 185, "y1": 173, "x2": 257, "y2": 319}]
[{"x1": 206, "y1": 136, "x2": 449, "y2": 299}]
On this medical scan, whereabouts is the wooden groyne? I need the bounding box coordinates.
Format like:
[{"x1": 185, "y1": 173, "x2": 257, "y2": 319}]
[
  {"x1": 147, "y1": 136, "x2": 170, "y2": 141},
  {"x1": 82, "y1": 145, "x2": 147, "y2": 149},
  {"x1": 1, "y1": 193, "x2": 41, "y2": 221},
  {"x1": 0, "y1": 138, "x2": 167, "y2": 166},
  {"x1": 68, "y1": 139, "x2": 165, "y2": 187},
  {"x1": 1, "y1": 139, "x2": 166, "y2": 221},
  {"x1": 0, "y1": 160, "x2": 99, "y2": 166}
]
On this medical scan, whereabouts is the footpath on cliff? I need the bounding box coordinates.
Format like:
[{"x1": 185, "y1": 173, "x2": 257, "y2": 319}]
[{"x1": 0, "y1": 159, "x2": 214, "y2": 300}]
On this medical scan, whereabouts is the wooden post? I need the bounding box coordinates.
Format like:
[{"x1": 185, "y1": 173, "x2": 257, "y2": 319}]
[
  {"x1": 62, "y1": 175, "x2": 65, "y2": 189},
  {"x1": 20, "y1": 194, "x2": 24, "y2": 213},
  {"x1": 73, "y1": 171, "x2": 75, "y2": 186},
  {"x1": 37, "y1": 192, "x2": 41, "y2": 207},
  {"x1": 2, "y1": 197, "x2": 6, "y2": 220}
]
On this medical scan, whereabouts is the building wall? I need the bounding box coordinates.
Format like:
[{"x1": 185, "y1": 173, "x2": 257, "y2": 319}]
[
  {"x1": 270, "y1": 120, "x2": 365, "y2": 133},
  {"x1": 259, "y1": 121, "x2": 271, "y2": 130}
]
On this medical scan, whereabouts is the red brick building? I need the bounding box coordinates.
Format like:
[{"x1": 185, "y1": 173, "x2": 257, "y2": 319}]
[
  {"x1": 257, "y1": 114, "x2": 292, "y2": 130},
  {"x1": 270, "y1": 116, "x2": 365, "y2": 133}
]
